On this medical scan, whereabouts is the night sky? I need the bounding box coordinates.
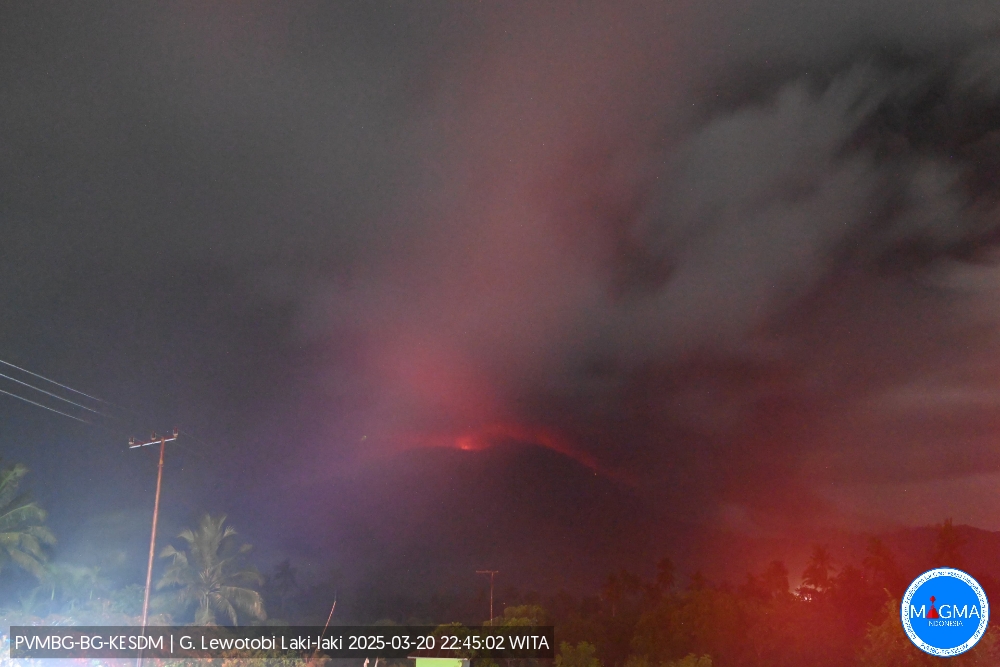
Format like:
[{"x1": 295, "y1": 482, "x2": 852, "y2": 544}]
[{"x1": 3, "y1": 0, "x2": 1000, "y2": 608}]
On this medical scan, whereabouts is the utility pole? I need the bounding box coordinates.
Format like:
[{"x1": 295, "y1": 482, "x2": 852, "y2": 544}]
[
  {"x1": 129, "y1": 428, "x2": 178, "y2": 658},
  {"x1": 476, "y1": 570, "x2": 499, "y2": 626}
]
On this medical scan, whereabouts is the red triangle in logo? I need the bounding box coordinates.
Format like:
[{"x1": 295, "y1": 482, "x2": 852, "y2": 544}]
[{"x1": 927, "y1": 596, "x2": 940, "y2": 619}]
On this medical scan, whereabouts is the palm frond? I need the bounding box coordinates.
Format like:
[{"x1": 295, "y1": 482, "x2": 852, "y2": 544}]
[
  {"x1": 24, "y1": 525, "x2": 56, "y2": 545},
  {"x1": 15, "y1": 533, "x2": 47, "y2": 560},
  {"x1": 0, "y1": 503, "x2": 48, "y2": 532},
  {"x1": 155, "y1": 513, "x2": 264, "y2": 625},
  {"x1": 0, "y1": 464, "x2": 28, "y2": 508},
  {"x1": 9, "y1": 548, "x2": 46, "y2": 580},
  {"x1": 160, "y1": 544, "x2": 183, "y2": 560},
  {"x1": 194, "y1": 601, "x2": 217, "y2": 626},
  {"x1": 209, "y1": 592, "x2": 239, "y2": 625},
  {"x1": 226, "y1": 568, "x2": 264, "y2": 588},
  {"x1": 219, "y1": 586, "x2": 266, "y2": 621},
  {"x1": 0, "y1": 463, "x2": 54, "y2": 580}
]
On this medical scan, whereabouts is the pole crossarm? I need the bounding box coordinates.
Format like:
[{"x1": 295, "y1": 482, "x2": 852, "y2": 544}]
[{"x1": 129, "y1": 428, "x2": 179, "y2": 449}]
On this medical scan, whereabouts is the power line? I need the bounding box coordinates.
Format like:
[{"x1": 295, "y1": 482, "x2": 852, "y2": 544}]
[
  {"x1": 0, "y1": 361, "x2": 153, "y2": 442},
  {"x1": 0, "y1": 356, "x2": 217, "y2": 461},
  {"x1": 0, "y1": 370, "x2": 107, "y2": 416},
  {"x1": 0, "y1": 384, "x2": 136, "y2": 444},
  {"x1": 0, "y1": 356, "x2": 168, "y2": 432},
  {"x1": 0, "y1": 387, "x2": 90, "y2": 424},
  {"x1": 0, "y1": 357, "x2": 120, "y2": 408},
  {"x1": 177, "y1": 428, "x2": 215, "y2": 450}
]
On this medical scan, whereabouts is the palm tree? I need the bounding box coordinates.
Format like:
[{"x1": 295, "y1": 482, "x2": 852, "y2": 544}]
[
  {"x1": 655, "y1": 556, "x2": 676, "y2": 592},
  {"x1": 41, "y1": 563, "x2": 107, "y2": 613},
  {"x1": 801, "y1": 545, "x2": 835, "y2": 597},
  {"x1": 0, "y1": 461, "x2": 56, "y2": 580},
  {"x1": 933, "y1": 518, "x2": 966, "y2": 569},
  {"x1": 156, "y1": 513, "x2": 266, "y2": 625}
]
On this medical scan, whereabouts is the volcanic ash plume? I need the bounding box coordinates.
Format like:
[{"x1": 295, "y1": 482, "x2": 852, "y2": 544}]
[{"x1": 300, "y1": 4, "x2": 1000, "y2": 531}]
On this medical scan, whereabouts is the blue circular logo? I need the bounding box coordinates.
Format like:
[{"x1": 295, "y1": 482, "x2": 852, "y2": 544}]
[{"x1": 901, "y1": 568, "x2": 989, "y2": 657}]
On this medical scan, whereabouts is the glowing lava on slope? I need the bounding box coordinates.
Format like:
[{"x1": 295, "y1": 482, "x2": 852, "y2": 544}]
[{"x1": 449, "y1": 422, "x2": 612, "y2": 478}]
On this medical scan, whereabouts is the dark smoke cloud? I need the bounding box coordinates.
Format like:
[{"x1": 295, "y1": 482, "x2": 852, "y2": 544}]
[
  {"x1": 5, "y1": 1, "x2": 1000, "y2": 587},
  {"x1": 272, "y1": 1, "x2": 1000, "y2": 533},
  {"x1": 199, "y1": 0, "x2": 1000, "y2": 583}
]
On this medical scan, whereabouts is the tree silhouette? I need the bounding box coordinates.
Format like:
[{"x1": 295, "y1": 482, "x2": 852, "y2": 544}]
[
  {"x1": 800, "y1": 545, "x2": 835, "y2": 597},
  {"x1": 933, "y1": 518, "x2": 966, "y2": 569},
  {"x1": 555, "y1": 642, "x2": 602, "y2": 667},
  {"x1": 665, "y1": 656, "x2": 712, "y2": 667},
  {"x1": 760, "y1": 560, "x2": 789, "y2": 598},
  {"x1": 157, "y1": 514, "x2": 266, "y2": 625},
  {"x1": 263, "y1": 559, "x2": 299, "y2": 620},
  {"x1": 656, "y1": 557, "x2": 676, "y2": 592},
  {"x1": 0, "y1": 461, "x2": 55, "y2": 580},
  {"x1": 40, "y1": 563, "x2": 107, "y2": 614},
  {"x1": 863, "y1": 537, "x2": 905, "y2": 596},
  {"x1": 496, "y1": 604, "x2": 546, "y2": 626}
]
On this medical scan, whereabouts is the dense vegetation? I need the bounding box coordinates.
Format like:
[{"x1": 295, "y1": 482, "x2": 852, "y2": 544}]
[
  {"x1": 534, "y1": 532, "x2": 999, "y2": 666},
  {"x1": 0, "y1": 460, "x2": 56, "y2": 581}
]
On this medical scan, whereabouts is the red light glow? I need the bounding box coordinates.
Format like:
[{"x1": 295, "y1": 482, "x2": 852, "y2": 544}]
[{"x1": 448, "y1": 422, "x2": 605, "y2": 474}]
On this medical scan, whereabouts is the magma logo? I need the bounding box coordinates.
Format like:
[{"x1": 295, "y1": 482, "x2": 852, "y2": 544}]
[{"x1": 901, "y1": 568, "x2": 989, "y2": 657}]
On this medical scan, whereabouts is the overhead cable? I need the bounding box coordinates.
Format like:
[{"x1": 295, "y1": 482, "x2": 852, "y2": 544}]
[
  {"x1": 0, "y1": 371, "x2": 106, "y2": 416},
  {"x1": 0, "y1": 357, "x2": 119, "y2": 407},
  {"x1": 0, "y1": 387, "x2": 90, "y2": 424}
]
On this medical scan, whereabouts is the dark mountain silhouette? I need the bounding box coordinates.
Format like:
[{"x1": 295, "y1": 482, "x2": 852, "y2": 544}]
[{"x1": 265, "y1": 440, "x2": 1000, "y2": 621}]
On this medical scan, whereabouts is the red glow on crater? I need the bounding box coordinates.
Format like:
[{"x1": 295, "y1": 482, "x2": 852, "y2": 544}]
[{"x1": 449, "y1": 422, "x2": 605, "y2": 474}]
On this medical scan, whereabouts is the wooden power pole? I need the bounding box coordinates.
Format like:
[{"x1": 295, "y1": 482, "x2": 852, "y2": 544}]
[
  {"x1": 129, "y1": 428, "x2": 179, "y2": 644},
  {"x1": 476, "y1": 570, "x2": 499, "y2": 625}
]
